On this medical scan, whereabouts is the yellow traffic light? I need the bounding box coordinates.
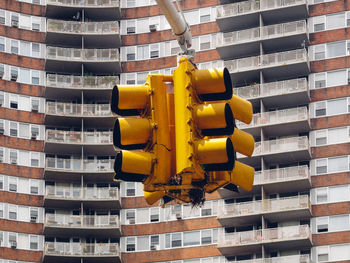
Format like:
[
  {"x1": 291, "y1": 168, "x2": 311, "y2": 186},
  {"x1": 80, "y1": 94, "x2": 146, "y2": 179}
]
[
  {"x1": 172, "y1": 57, "x2": 255, "y2": 202},
  {"x1": 111, "y1": 75, "x2": 172, "y2": 205}
]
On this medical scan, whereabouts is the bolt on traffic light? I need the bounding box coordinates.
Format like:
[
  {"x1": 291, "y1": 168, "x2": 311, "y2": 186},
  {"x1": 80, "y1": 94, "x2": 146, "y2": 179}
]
[
  {"x1": 171, "y1": 57, "x2": 255, "y2": 203},
  {"x1": 110, "y1": 74, "x2": 173, "y2": 205}
]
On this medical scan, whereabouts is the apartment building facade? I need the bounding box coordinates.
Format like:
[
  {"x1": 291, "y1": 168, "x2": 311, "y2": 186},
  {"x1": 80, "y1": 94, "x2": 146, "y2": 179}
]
[{"x1": 0, "y1": 0, "x2": 350, "y2": 262}]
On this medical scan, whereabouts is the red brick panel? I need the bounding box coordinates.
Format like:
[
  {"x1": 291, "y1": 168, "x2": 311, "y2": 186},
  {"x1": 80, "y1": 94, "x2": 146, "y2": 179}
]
[
  {"x1": 0, "y1": 191, "x2": 44, "y2": 207},
  {"x1": 310, "y1": 85, "x2": 350, "y2": 102},
  {"x1": 122, "y1": 245, "x2": 220, "y2": 263},
  {"x1": 122, "y1": 0, "x2": 219, "y2": 19},
  {"x1": 312, "y1": 231, "x2": 350, "y2": 246},
  {"x1": 311, "y1": 114, "x2": 350, "y2": 130},
  {"x1": 0, "y1": 80, "x2": 45, "y2": 97},
  {"x1": 0, "y1": 25, "x2": 45, "y2": 43},
  {"x1": 0, "y1": 248, "x2": 42, "y2": 262},
  {"x1": 310, "y1": 28, "x2": 350, "y2": 45},
  {"x1": 0, "y1": 136, "x2": 44, "y2": 152},
  {"x1": 0, "y1": 219, "x2": 43, "y2": 235},
  {"x1": 122, "y1": 217, "x2": 221, "y2": 236},
  {"x1": 0, "y1": 164, "x2": 44, "y2": 179},
  {"x1": 0, "y1": 52, "x2": 45, "y2": 70},
  {"x1": 313, "y1": 201, "x2": 350, "y2": 217},
  {"x1": 312, "y1": 172, "x2": 350, "y2": 188},
  {"x1": 311, "y1": 143, "x2": 350, "y2": 158},
  {"x1": 311, "y1": 57, "x2": 350, "y2": 73},
  {"x1": 0, "y1": 108, "x2": 44, "y2": 124},
  {"x1": 309, "y1": 0, "x2": 350, "y2": 17},
  {"x1": 0, "y1": 0, "x2": 45, "y2": 16}
]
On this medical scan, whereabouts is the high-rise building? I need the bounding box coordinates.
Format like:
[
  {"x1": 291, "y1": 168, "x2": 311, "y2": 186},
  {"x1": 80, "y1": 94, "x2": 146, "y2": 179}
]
[{"x1": 0, "y1": 0, "x2": 350, "y2": 263}]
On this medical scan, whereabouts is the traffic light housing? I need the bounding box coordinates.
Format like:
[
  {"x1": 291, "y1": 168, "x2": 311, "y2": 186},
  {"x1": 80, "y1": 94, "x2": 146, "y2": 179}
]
[
  {"x1": 111, "y1": 75, "x2": 172, "y2": 204},
  {"x1": 171, "y1": 57, "x2": 255, "y2": 203}
]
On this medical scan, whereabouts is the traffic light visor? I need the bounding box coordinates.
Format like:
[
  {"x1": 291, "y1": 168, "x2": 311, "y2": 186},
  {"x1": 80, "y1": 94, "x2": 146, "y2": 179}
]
[
  {"x1": 231, "y1": 161, "x2": 254, "y2": 191},
  {"x1": 114, "y1": 151, "x2": 153, "y2": 182},
  {"x1": 231, "y1": 128, "x2": 255, "y2": 157},
  {"x1": 228, "y1": 95, "x2": 253, "y2": 124},
  {"x1": 111, "y1": 85, "x2": 149, "y2": 116}
]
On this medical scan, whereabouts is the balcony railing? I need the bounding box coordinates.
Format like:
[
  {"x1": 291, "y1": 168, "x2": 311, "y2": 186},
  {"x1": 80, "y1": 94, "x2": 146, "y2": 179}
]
[
  {"x1": 233, "y1": 78, "x2": 308, "y2": 100},
  {"x1": 45, "y1": 185, "x2": 119, "y2": 200},
  {"x1": 218, "y1": 225, "x2": 311, "y2": 247},
  {"x1": 45, "y1": 157, "x2": 114, "y2": 172},
  {"x1": 244, "y1": 136, "x2": 309, "y2": 157},
  {"x1": 217, "y1": 20, "x2": 306, "y2": 46},
  {"x1": 237, "y1": 107, "x2": 308, "y2": 129},
  {"x1": 46, "y1": 0, "x2": 119, "y2": 7},
  {"x1": 46, "y1": 102, "x2": 112, "y2": 117},
  {"x1": 44, "y1": 242, "x2": 120, "y2": 257},
  {"x1": 254, "y1": 165, "x2": 309, "y2": 185},
  {"x1": 217, "y1": 0, "x2": 306, "y2": 18},
  {"x1": 46, "y1": 130, "x2": 112, "y2": 144},
  {"x1": 46, "y1": 47, "x2": 119, "y2": 62},
  {"x1": 224, "y1": 49, "x2": 307, "y2": 72},
  {"x1": 46, "y1": 74, "x2": 119, "y2": 89},
  {"x1": 45, "y1": 214, "x2": 119, "y2": 228},
  {"x1": 218, "y1": 195, "x2": 310, "y2": 218},
  {"x1": 225, "y1": 254, "x2": 310, "y2": 263},
  {"x1": 47, "y1": 20, "x2": 119, "y2": 35}
]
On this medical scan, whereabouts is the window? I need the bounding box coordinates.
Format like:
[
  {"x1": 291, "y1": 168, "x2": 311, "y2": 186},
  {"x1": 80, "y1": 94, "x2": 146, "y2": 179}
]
[
  {"x1": 327, "y1": 69, "x2": 347, "y2": 87},
  {"x1": 326, "y1": 12, "x2": 345, "y2": 30},
  {"x1": 200, "y1": 35, "x2": 211, "y2": 50},
  {"x1": 315, "y1": 130, "x2": 327, "y2": 145},
  {"x1": 183, "y1": 231, "x2": 200, "y2": 246},
  {"x1": 126, "y1": 182, "x2": 135, "y2": 196},
  {"x1": 315, "y1": 72, "x2": 326, "y2": 88},
  {"x1": 126, "y1": 0, "x2": 136, "y2": 8},
  {"x1": 316, "y1": 159, "x2": 327, "y2": 174},
  {"x1": 315, "y1": 101, "x2": 326, "y2": 116},
  {"x1": 18, "y1": 123, "x2": 29, "y2": 139},
  {"x1": 32, "y1": 70, "x2": 39, "y2": 85},
  {"x1": 31, "y1": 17, "x2": 40, "y2": 31},
  {"x1": 31, "y1": 98, "x2": 39, "y2": 112},
  {"x1": 9, "y1": 178, "x2": 17, "y2": 192},
  {"x1": 314, "y1": 22, "x2": 325, "y2": 32},
  {"x1": 126, "y1": 237, "x2": 135, "y2": 251},
  {"x1": 32, "y1": 43, "x2": 40, "y2": 57},
  {"x1": 126, "y1": 74, "x2": 135, "y2": 85},
  {"x1": 30, "y1": 235, "x2": 38, "y2": 250},
  {"x1": 316, "y1": 188, "x2": 328, "y2": 203},
  {"x1": 0, "y1": 37, "x2": 4, "y2": 52},
  {"x1": 329, "y1": 214, "x2": 349, "y2": 232},
  {"x1": 0, "y1": 203, "x2": 3, "y2": 218},
  {"x1": 10, "y1": 150, "x2": 18, "y2": 164},
  {"x1": 150, "y1": 207, "x2": 159, "y2": 222},
  {"x1": 150, "y1": 235, "x2": 159, "y2": 250},
  {"x1": 0, "y1": 175, "x2": 3, "y2": 190},
  {"x1": 11, "y1": 67, "x2": 18, "y2": 81},
  {"x1": 0, "y1": 92, "x2": 3, "y2": 106},
  {"x1": 31, "y1": 125, "x2": 39, "y2": 139},
  {"x1": 201, "y1": 202, "x2": 212, "y2": 216},
  {"x1": 126, "y1": 20, "x2": 136, "y2": 34},
  {"x1": 200, "y1": 8, "x2": 211, "y2": 23},
  {"x1": 150, "y1": 44, "x2": 159, "y2": 58},
  {"x1": 30, "y1": 208, "x2": 38, "y2": 222},
  {"x1": 10, "y1": 122, "x2": 18, "y2": 137},
  {"x1": 137, "y1": 45, "x2": 149, "y2": 60},
  {"x1": 329, "y1": 185, "x2": 348, "y2": 202},
  {"x1": 126, "y1": 210, "x2": 135, "y2": 224},
  {"x1": 317, "y1": 217, "x2": 328, "y2": 232},
  {"x1": 11, "y1": 40, "x2": 19, "y2": 54},
  {"x1": 9, "y1": 233, "x2": 17, "y2": 244},
  {"x1": 327, "y1": 41, "x2": 346, "y2": 58},
  {"x1": 317, "y1": 247, "x2": 329, "y2": 262},
  {"x1": 0, "y1": 10, "x2": 5, "y2": 25},
  {"x1": 9, "y1": 205, "x2": 17, "y2": 220},
  {"x1": 137, "y1": 72, "x2": 147, "y2": 84},
  {"x1": 11, "y1": 14, "x2": 19, "y2": 27},
  {"x1": 126, "y1": 47, "x2": 136, "y2": 61},
  {"x1": 31, "y1": 152, "x2": 39, "y2": 167},
  {"x1": 20, "y1": 41, "x2": 30, "y2": 56},
  {"x1": 30, "y1": 180, "x2": 39, "y2": 194},
  {"x1": 328, "y1": 98, "x2": 347, "y2": 116},
  {"x1": 171, "y1": 233, "x2": 182, "y2": 247},
  {"x1": 201, "y1": 229, "x2": 212, "y2": 244},
  {"x1": 20, "y1": 68, "x2": 30, "y2": 84},
  {"x1": 315, "y1": 45, "x2": 325, "y2": 60}
]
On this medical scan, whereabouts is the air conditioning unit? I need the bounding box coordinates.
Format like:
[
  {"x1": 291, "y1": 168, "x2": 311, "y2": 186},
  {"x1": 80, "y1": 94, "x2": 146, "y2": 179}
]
[
  {"x1": 31, "y1": 132, "x2": 38, "y2": 140},
  {"x1": 150, "y1": 244, "x2": 159, "y2": 251},
  {"x1": 32, "y1": 105, "x2": 39, "y2": 112},
  {"x1": 30, "y1": 216, "x2": 37, "y2": 222},
  {"x1": 11, "y1": 242, "x2": 17, "y2": 249},
  {"x1": 127, "y1": 27, "x2": 135, "y2": 34},
  {"x1": 0, "y1": 128, "x2": 4, "y2": 135},
  {"x1": 11, "y1": 73, "x2": 18, "y2": 81},
  {"x1": 10, "y1": 158, "x2": 17, "y2": 164},
  {"x1": 176, "y1": 213, "x2": 182, "y2": 220},
  {"x1": 11, "y1": 20, "x2": 18, "y2": 28},
  {"x1": 127, "y1": 219, "x2": 135, "y2": 225},
  {"x1": 149, "y1": 24, "x2": 157, "y2": 32}
]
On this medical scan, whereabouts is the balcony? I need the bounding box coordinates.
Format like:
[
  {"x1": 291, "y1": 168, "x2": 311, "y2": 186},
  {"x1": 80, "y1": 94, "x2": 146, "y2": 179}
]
[
  {"x1": 44, "y1": 185, "x2": 119, "y2": 208},
  {"x1": 45, "y1": 102, "x2": 114, "y2": 127},
  {"x1": 218, "y1": 195, "x2": 311, "y2": 227},
  {"x1": 45, "y1": 157, "x2": 115, "y2": 181},
  {"x1": 45, "y1": 130, "x2": 114, "y2": 155},
  {"x1": 236, "y1": 107, "x2": 310, "y2": 137},
  {"x1": 233, "y1": 78, "x2": 309, "y2": 108},
  {"x1": 216, "y1": 0, "x2": 308, "y2": 32},
  {"x1": 217, "y1": 20, "x2": 308, "y2": 59},
  {"x1": 44, "y1": 214, "x2": 121, "y2": 237},
  {"x1": 43, "y1": 242, "x2": 120, "y2": 263},
  {"x1": 46, "y1": 47, "x2": 120, "y2": 73},
  {"x1": 219, "y1": 166, "x2": 311, "y2": 198},
  {"x1": 225, "y1": 254, "x2": 310, "y2": 263},
  {"x1": 46, "y1": 0, "x2": 121, "y2": 21},
  {"x1": 240, "y1": 136, "x2": 310, "y2": 167},
  {"x1": 218, "y1": 225, "x2": 312, "y2": 256},
  {"x1": 47, "y1": 20, "x2": 121, "y2": 48},
  {"x1": 46, "y1": 74, "x2": 119, "y2": 98},
  {"x1": 224, "y1": 49, "x2": 309, "y2": 84}
]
